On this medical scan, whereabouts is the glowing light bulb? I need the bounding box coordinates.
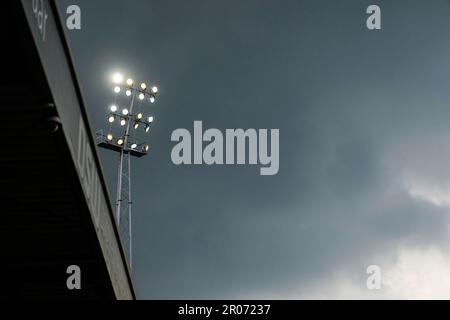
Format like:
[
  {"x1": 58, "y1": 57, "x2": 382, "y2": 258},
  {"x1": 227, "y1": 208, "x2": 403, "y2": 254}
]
[{"x1": 113, "y1": 73, "x2": 123, "y2": 84}]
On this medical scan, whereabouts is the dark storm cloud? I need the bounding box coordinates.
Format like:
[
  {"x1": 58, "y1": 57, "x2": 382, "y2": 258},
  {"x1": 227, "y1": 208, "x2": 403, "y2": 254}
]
[{"x1": 59, "y1": 0, "x2": 450, "y2": 298}]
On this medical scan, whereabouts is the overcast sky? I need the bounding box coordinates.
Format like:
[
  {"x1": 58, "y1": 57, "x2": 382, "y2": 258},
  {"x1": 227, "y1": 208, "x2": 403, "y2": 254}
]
[{"x1": 59, "y1": 0, "x2": 450, "y2": 299}]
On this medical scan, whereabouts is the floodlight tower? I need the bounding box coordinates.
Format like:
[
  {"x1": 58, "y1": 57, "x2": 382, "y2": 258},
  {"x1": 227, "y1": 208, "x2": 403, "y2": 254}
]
[{"x1": 96, "y1": 72, "x2": 159, "y2": 269}]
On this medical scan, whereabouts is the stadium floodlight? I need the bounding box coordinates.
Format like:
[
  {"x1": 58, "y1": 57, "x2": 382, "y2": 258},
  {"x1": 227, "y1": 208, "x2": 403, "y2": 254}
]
[{"x1": 96, "y1": 72, "x2": 161, "y2": 269}]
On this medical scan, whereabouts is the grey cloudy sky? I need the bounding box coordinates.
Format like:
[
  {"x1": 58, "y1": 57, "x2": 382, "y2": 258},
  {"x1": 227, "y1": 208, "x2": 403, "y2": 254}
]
[{"x1": 59, "y1": 0, "x2": 450, "y2": 299}]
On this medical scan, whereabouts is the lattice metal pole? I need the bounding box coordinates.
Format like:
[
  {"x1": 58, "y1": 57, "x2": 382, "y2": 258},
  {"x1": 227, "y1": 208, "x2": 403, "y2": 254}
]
[
  {"x1": 116, "y1": 91, "x2": 136, "y2": 267},
  {"x1": 116, "y1": 150, "x2": 132, "y2": 265}
]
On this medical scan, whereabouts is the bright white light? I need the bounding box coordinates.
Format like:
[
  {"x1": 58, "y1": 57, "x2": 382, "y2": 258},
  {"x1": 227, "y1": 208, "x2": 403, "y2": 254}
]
[
  {"x1": 144, "y1": 144, "x2": 149, "y2": 152},
  {"x1": 140, "y1": 83, "x2": 147, "y2": 90},
  {"x1": 114, "y1": 86, "x2": 121, "y2": 93},
  {"x1": 131, "y1": 143, "x2": 137, "y2": 149},
  {"x1": 117, "y1": 139, "x2": 124, "y2": 145},
  {"x1": 107, "y1": 133, "x2": 113, "y2": 141},
  {"x1": 110, "y1": 105, "x2": 117, "y2": 112},
  {"x1": 126, "y1": 78, "x2": 134, "y2": 86},
  {"x1": 112, "y1": 73, "x2": 123, "y2": 84},
  {"x1": 134, "y1": 123, "x2": 139, "y2": 129},
  {"x1": 148, "y1": 116, "x2": 154, "y2": 123},
  {"x1": 126, "y1": 89, "x2": 132, "y2": 96},
  {"x1": 150, "y1": 96, "x2": 155, "y2": 104},
  {"x1": 139, "y1": 93, "x2": 145, "y2": 100},
  {"x1": 151, "y1": 86, "x2": 158, "y2": 94},
  {"x1": 120, "y1": 119, "x2": 126, "y2": 126},
  {"x1": 122, "y1": 109, "x2": 129, "y2": 116},
  {"x1": 145, "y1": 126, "x2": 150, "y2": 132},
  {"x1": 137, "y1": 113, "x2": 143, "y2": 120},
  {"x1": 108, "y1": 116, "x2": 115, "y2": 123}
]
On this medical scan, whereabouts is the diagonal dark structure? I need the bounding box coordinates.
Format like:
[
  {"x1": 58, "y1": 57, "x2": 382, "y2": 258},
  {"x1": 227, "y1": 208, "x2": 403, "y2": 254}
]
[{"x1": 0, "y1": 1, "x2": 135, "y2": 299}]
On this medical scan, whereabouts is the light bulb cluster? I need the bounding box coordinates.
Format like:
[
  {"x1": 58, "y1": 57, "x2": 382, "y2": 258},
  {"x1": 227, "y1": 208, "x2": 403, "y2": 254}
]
[
  {"x1": 112, "y1": 72, "x2": 158, "y2": 104},
  {"x1": 103, "y1": 103, "x2": 154, "y2": 154},
  {"x1": 107, "y1": 105, "x2": 155, "y2": 133},
  {"x1": 102, "y1": 131, "x2": 150, "y2": 153}
]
